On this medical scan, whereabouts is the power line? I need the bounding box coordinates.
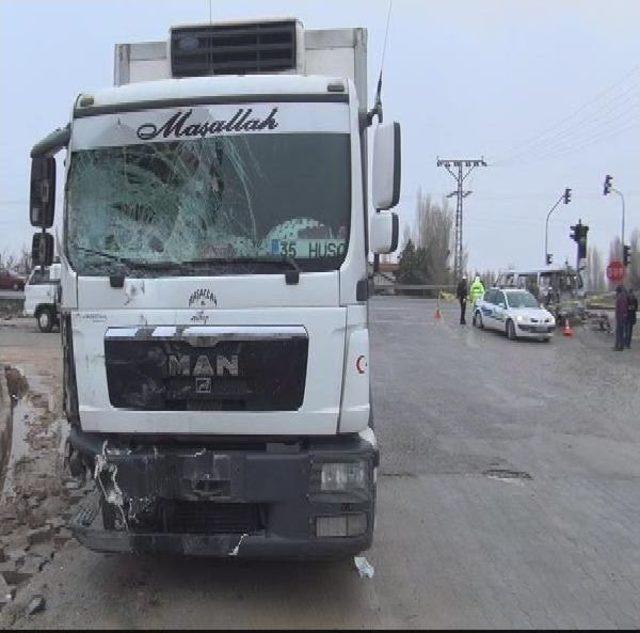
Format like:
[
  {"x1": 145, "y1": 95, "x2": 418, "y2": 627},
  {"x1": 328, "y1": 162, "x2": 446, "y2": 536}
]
[
  {"x1": 490, "y1": 64, "x2": 640, "y2": 164},
  {"x1": 496, "y1": 95, "x2": 640, "y2": 165}
]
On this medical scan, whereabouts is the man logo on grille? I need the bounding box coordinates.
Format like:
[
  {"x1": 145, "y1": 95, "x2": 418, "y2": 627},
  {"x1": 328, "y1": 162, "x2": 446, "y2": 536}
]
[
  {"x1": 195, "y1": 377, "x2": 212, "y2": 393},
  {"x1": 167, "y1": 353, "x2": 239, "y2": 377}
]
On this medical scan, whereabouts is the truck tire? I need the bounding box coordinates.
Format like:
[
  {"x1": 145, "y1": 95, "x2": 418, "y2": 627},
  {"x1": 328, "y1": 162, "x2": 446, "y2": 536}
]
[{"x1": 36, "y1": 307, "x2": 54, "y2": 333}]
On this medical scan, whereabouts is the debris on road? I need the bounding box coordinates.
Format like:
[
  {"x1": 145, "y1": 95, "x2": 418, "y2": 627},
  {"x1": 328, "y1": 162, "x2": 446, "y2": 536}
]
[
  {"x1": 353, "y1": 556, "x2": 375, "y2": 579},
  {"x1": 25, "y1": 594, "x2": 45, "y2": 616}
]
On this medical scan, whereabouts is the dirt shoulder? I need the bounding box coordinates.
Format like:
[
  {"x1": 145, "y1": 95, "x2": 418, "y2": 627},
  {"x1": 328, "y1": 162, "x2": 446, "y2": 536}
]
[{"x1": 0, "y1": 320, "x2": 92, "y2": 625}]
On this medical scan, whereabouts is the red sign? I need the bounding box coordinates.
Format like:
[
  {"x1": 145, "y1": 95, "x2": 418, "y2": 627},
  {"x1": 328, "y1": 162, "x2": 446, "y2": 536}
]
[{"x1": 607, "y1": 260, "x2": 625, "y2": 282}]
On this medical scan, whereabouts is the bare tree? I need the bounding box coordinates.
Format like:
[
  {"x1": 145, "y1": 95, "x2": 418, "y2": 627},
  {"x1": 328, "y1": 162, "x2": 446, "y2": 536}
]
[
  {"x1": 587, "y1": 246, "x2": 605, "y2": 292},
  {"x1": 1, "y1": 244, "x2": 33, "y2": 275},
  {"x1": 414, "y1": 191, "x2": 453, "y2": 285}
]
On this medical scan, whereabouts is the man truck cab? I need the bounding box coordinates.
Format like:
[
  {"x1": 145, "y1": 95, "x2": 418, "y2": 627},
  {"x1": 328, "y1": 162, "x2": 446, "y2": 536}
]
[{"x1": 28, "y1": 19, "x2": 401, "y2": 559}]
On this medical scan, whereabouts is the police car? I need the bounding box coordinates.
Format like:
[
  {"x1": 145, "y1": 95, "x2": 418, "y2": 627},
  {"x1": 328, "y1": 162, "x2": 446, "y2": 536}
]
[{"x1": 472, "y1": 287, "x2": 556, "y2": 341}]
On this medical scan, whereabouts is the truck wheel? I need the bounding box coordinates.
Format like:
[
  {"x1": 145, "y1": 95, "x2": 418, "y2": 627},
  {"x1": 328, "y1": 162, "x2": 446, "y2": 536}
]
[
  {"x1": 506, "y1": 319, "x2": 517, "y2": 341},
  {"x1": 37, "y1": 307, "x2": 54, "y2": 333}
]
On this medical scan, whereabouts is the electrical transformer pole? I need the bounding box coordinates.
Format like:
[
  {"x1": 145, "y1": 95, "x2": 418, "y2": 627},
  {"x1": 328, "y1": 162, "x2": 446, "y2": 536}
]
[{"x1": 437, "y1": 158, "x2": 486, "y2": 280}]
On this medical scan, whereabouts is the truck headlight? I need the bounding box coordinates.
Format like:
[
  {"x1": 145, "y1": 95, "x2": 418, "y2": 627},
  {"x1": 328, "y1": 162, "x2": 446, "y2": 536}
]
[{"x1": 320, "y1": 461, "x2": 367, "y2": 491}]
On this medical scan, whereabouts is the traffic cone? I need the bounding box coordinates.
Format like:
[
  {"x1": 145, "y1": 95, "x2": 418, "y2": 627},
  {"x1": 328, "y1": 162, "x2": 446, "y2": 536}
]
[
  {"x1": 563, "y1": 315, "x2": 574, "y2": 337},
  {"x1": 434, "y1": 292, "x2": 442, "y2": 320}
]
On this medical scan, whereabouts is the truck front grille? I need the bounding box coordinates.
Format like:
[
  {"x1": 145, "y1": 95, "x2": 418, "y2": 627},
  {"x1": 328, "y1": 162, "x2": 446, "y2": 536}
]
[
  {"x1": 163, "y1": 501, "x2": 264, "y2": 535},
  {"x1": 104, "y1": 326, "x2": 308, "y2": 412}
]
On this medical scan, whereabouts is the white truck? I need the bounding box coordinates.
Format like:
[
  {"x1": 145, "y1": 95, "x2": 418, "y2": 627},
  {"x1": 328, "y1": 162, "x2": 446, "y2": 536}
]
[
  {"x1": 28, "y1": 18, "x2": 400, "y2": 558},
  {"x1": 23, "y1": 261, "x2": 61, "y2": 332}
]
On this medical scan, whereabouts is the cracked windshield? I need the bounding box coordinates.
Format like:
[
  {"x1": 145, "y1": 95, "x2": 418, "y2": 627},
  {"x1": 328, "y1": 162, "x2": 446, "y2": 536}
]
[{"x1": 66, "y1": 133, "x2": 350, "y2": 274}]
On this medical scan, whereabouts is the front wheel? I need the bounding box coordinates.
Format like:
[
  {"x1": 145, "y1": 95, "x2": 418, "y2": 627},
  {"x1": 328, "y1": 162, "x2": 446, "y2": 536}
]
[
  {"x1": 37, "y1": 307, "x2": 54, "y2": 333},
  {"x1": 506, "y1": 319, "x2": 517, "y2": 341}
]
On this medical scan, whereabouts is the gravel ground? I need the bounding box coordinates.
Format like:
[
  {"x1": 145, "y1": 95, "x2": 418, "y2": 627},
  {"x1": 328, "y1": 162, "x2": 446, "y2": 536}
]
[{"x1": 0, "y1": 301, "x2": 639, "y2": 629}]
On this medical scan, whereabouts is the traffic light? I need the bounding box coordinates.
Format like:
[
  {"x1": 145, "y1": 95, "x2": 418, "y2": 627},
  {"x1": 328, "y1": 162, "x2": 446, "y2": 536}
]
[
  {"x1": 623, "y1": 244, "x2": 631, "y2": 267},
  {"x1": 546, "y1": 253, "x2": 553, "y2": 265},
  {"x1": 570, "y1": 224, "x2": 578, "y2": 242},
  {"x1": 603, "y1": 174, "x2": 612, "y2": 195},
  {"x1": 577, "y1": 223, "x2": 589, "y2": 260},
  {"x1": 563, "y1": 187, "x2": 572, "y2": 204}
]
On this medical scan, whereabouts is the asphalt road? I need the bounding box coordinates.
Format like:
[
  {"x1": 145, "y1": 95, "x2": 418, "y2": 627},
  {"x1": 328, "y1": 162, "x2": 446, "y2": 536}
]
[{"x1": 2, "y1": 298, "x2": 640, "y2": 629}]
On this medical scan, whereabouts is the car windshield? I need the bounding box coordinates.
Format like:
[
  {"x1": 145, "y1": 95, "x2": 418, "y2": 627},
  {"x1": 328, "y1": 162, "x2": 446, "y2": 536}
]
[
  {"x1": 506, "y1": 291, "x2": 539, "y2": 308},
  {"x1": 66, "y1": 132, "x2": 350, "y2": 276}
]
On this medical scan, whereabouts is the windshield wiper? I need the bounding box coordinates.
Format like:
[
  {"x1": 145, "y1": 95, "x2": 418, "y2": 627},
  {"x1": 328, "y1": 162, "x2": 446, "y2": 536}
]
[
  {"x1": 75, "y1": 247, "x2": 181, "y2": 271},
  {"x1": 181, "y1": 255, "x2": 301, "y2": 284}
]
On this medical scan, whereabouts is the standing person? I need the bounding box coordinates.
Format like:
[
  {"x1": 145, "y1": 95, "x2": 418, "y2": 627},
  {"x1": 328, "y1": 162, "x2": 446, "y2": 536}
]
[
  {"x1": 456, "y1": 275, "x2": 469, "y2": 325},
  {"x1": 614, "y1": 285, "x2": 628, "y2": 351},
  {"x1": 626, "y1": 288, "x2": 638, "y2": 348},
  {"x1": 469, "y1": 275, "x2": 485, "y2": 310}
]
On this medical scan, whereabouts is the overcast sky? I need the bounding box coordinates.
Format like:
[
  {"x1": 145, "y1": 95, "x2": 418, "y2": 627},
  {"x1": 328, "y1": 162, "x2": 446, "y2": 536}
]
[{"x1": 1, "y1": 0, "x2": 639, "y2": 272}]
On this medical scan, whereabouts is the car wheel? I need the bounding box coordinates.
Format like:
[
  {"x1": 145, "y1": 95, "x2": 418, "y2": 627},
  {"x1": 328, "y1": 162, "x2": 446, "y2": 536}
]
[
  {"x1": 37, "y1": 307, "x2": 54, "y2": 333},
  {"x1": 506, "y1": 319, "x2": 517, "y2": 340},
  {"x1": 12, "y1": 282, "x2": 19, "y2": 291}
]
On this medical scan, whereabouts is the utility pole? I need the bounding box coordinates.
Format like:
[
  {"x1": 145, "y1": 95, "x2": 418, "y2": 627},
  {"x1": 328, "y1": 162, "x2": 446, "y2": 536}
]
[{"x1": 436, "y1": 158, "x2": 486, "y2": 279}]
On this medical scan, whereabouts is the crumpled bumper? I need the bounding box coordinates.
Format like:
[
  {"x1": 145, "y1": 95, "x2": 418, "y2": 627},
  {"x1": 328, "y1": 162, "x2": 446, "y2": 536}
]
[{"x1": 68, "y1": 427, "x2": 378, "y2": 560}]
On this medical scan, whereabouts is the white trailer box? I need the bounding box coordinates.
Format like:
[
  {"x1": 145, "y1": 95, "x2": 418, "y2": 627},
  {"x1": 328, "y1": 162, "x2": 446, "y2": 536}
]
[{"x1": 114, "y1": 19, "x2": 368, "y2": 110}]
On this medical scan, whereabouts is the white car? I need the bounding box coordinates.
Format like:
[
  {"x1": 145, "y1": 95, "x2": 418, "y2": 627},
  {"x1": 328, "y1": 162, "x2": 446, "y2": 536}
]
[
  {"x1": 23, "y1": 263, "x2": 61, "y2": 332},
  {"x1": 472, "y1": 287, "x2": 556, "y2": 341}
]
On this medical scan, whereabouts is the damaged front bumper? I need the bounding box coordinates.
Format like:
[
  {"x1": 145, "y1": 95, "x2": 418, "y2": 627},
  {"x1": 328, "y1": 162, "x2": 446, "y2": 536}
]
[{"x1": 68, "y1": 427, "x2": 378, "y2": 559}]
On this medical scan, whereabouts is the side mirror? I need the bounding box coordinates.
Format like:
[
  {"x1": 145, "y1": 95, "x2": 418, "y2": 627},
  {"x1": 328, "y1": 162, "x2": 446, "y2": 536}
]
[
  {"x1": 32, "y1": 232, "x2": 54, "y2": 267},
  {"x1": 30, "y1": 156, "x2": 56, "y2": 228},
  {"x1": 372, "y1": 122, "x2": 401, "y2": 210},
  {"x1": 370, "y1": 210, "x2": 399, "y2": 254}
]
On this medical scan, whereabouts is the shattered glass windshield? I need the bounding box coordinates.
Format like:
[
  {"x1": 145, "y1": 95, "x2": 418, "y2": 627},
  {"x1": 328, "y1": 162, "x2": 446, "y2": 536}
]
[{"x1": 66, "y1": 133, "x2": 350, "y2": 275}]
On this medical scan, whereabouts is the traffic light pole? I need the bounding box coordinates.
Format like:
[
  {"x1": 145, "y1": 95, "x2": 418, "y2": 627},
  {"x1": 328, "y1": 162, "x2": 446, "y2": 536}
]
[
  {"x1": 544, "y1": 194, "x2": 564, "y2": 266},
  {"x1": 611, "y1": 187, "x2": 626, "y2": 260}
]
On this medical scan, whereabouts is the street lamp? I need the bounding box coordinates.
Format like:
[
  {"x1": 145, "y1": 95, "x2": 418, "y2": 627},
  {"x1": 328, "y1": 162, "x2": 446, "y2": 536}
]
[
  {"x1": 545, "y1": 188, "x2": 572, "y2": 266},
  {"x1": 603, "y1": 174, "x2": 626, "y2": 262}
]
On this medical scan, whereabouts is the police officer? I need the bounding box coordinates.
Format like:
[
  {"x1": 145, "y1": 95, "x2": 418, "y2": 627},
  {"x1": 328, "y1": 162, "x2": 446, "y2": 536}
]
[
  {"x1": 469, "y1": 276, "x2": 485, "y2": 310},
  {"x1": 456, "y1": 275, "x2": 469, "y2": 325}
]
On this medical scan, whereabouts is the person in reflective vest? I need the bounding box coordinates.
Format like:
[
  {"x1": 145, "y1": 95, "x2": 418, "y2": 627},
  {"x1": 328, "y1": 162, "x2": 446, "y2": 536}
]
[{"x1": 469, "y1": 276, "x2": 485, "y2": 308}]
